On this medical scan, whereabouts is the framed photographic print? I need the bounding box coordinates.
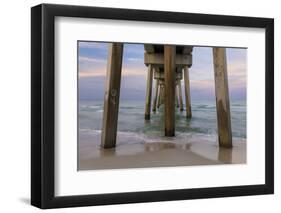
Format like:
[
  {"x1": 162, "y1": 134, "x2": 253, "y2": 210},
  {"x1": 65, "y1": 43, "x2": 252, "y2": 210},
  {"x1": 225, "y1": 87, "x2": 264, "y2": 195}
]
[{"x1": 31, "y1": 3, "x2": 274, "y2": 209}]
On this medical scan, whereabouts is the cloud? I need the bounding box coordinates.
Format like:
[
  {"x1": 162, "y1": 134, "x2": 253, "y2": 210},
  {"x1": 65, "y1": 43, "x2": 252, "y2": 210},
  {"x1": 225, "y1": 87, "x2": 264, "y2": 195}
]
[
  {"x1": 78, "y1": 55, "x2": 107, "y2": 77},
  {"x1": 79, "y1": 56, "x2": 106, "y2": 63},
  {"x1": 190, "y1": 79, "x2": 214, "y2": 90},
  {"x1": 227, "y1": 59, "x2": 247, "y2": 89},
  {"x1": 78, "y1": 42, "x2": 107, "y2": 49},
  {"x1": 126, "y1": 57, "x2": 143, "y2": 62},
  {"x1": 79, "y1": 69, "x2": 105, "y2": 77},
  {"x1": 79, "y1": 67, "x2": 147, "y2": 78},
  {"x1": 124, "y1": 44, "x2": 144, "y2": 55},
  {"x1": 78, "y1": 43, "x2": 247, "y2": 100},
  {"x1": 228, "y1": 59, "x2": 246, "y2": 76}
]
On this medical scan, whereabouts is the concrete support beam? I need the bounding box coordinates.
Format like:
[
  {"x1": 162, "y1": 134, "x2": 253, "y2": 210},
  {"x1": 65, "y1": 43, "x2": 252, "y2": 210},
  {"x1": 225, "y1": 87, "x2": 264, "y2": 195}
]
[
  {"x1": 144, "y1": 44, "x2": 155, "y2": 53},
  {"x1": 182, "y1": 46, "x2": 193, "y2": 55},
  {"x1": 213, "y1": 47, "x2": 232, "y2": 148},
  {"x1": 144, "y1": 53, "x2": 192, "y2": 67},
  {"x1": 164, "y1": 45, "x2": 176, "y2": 136},
  {"x1": 101, "y1": 43, "x2": 123, "y2": 148}
]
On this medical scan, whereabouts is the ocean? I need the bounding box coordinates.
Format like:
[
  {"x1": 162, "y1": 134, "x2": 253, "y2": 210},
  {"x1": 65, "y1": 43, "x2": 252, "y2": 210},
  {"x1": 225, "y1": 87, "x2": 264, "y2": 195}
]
[{"x1": 79, "y1": 100, "x2": 246, "y2": 146}]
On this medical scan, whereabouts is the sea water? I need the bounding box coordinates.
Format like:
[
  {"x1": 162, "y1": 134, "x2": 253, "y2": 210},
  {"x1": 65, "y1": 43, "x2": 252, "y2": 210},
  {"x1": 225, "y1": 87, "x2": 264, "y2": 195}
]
[{"x1": 79, "y1": 100, "x2": 246, "y2": 145}]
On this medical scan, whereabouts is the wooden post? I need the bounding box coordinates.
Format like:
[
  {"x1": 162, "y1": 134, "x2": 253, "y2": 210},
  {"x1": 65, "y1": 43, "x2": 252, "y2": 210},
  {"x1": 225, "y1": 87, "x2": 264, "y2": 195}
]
[
  {"x1": 160, "y1": 86, "x2": 165, "y2": 105},
  {"x1": 175, "y1": 83, "x2": 179, "y2": 108},
  {"x1": 157, "y1": 84, "x2": 161, "y2": 108},
  {"x1": 213, "y1": 47, "x2": 232, "y2": 148},
  {"x1": 145, "y1": 65, "x2": 153, "y2": 120},
  {"x1": 184, "y1": 66, "x2": 192, "y2": 118},
  {"x1": 152, "y1": 79, "x2": 159, "y2": 112},
  {"x1": 164, "y1": 45, "x2": 176, "y2": 136},
  {"x1": 101, "y1": 43, "x2": 123, "y2": 149},
  {"x1": 218, "y1": 147, "x2": 233, "y2": 163},
  {"x1": 178, "y1": 80, "x2": 184, "y2": 111}
]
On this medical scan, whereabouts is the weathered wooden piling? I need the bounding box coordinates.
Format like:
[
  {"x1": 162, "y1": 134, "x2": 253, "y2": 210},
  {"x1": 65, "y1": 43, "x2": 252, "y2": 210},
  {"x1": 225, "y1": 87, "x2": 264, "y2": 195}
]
[
  {"x1": 101, "y1": 43, "x2": 123, "y2": 149},
  {"x1": 152, "y1": 79, "x2": 159, "y2": 112},
  {"x1": 184, "y1": 66, "x2": 192, "y2": 118},
  {"x1": 164, "y1": 45, "x2": 176, "y2": 136},
  {"x1": 213, "y1": 47, "x2": 232, "y2": 148},
  {"x1": 145, "y1": 65, "x2": 153, "y2": 120},
  {"x1": 175, "y1": 84, "x2": 179, "y2": 108},
  {"x1": 178, "y1": 80, "x2": 184, "y2": 111},
  {"x1": 160, "y1": 85, "x2": 165, "y2": 105},
  {"x1": 157, "y1": 84, "x2": 161, "y2": 108}
]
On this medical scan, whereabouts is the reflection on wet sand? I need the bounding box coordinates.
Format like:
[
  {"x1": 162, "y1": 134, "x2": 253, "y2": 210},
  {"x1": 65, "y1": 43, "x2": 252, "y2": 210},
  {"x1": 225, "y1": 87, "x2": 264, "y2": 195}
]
[
  {"x1": 218, "y1": 147, "x2": 233, "y2": 163},
  {"x1": 145, "y1": 141, "x2": 191, "y2": 151},
  {"x1": 78, "y1": 131, "x2": 246, "y2": 170}
]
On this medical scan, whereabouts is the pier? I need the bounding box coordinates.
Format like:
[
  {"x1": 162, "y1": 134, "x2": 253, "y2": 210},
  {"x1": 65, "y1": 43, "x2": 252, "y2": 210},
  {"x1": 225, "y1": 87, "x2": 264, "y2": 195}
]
[{"x1": 101, "y1": 43, "x2": 232, "y2": 149}]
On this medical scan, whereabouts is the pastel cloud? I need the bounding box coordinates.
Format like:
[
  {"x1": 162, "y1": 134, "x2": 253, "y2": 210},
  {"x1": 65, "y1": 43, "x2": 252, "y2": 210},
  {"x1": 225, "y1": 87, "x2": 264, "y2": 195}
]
[
  {"x1": 79, "y1": 56, "x2": 106, "y2": 63},
  {"x1": 79, "y1": 67, "x2": 147, "y2": 78},
  {"x1": 78, "y1": 41, "x2": 247, "y2": 101}
]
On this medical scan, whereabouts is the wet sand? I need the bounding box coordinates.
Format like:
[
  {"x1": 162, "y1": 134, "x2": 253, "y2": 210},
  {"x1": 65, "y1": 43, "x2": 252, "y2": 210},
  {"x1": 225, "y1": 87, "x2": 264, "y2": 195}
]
[{"x1": 78, "y1": 131, "x2": 246, "y2": 170}]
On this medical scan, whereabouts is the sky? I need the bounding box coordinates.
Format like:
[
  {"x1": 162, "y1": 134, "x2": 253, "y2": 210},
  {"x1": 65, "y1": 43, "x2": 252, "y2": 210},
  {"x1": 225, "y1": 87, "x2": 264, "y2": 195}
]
[{"x1": 78, "y1": 41, "x2": 247, "y2": 102}]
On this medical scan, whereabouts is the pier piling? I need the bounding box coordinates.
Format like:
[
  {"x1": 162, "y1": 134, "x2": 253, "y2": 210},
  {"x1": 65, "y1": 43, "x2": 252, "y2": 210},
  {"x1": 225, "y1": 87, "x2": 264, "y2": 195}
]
[
  {"x1": 178, "y1": 80, "x2": 184, "y2": 111},
  {"x1": 145, "y1": 65, "x2": 153, "y2": 120},
  {"x1": 164, "y1": 45, "x2": 176, "y2": 136},
  {"x1": 184, "y1": 66, "x2": 192, "y2": 118},
  {"x1": 213, "y1": 47, "x2": 232, "y2": 148},
  {"x1": 152, "y1": 79, "x2": 159, "y2": 112},
  {"x1": 101, "y1": 43, "x2": 123, "y2": 148}
]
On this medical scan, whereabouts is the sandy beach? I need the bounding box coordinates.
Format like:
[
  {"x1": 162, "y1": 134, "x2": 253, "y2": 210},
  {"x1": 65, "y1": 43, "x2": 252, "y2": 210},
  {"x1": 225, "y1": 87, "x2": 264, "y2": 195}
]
[{"x1": 78, "y1": 131, "x2": 246, "y2": 170}]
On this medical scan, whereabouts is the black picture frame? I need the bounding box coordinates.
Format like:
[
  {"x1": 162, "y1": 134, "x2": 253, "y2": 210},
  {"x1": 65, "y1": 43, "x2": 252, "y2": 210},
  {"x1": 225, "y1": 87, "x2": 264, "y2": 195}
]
[{"x1": 31, "y1": 3, "x2": 274, "y2": 209}]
